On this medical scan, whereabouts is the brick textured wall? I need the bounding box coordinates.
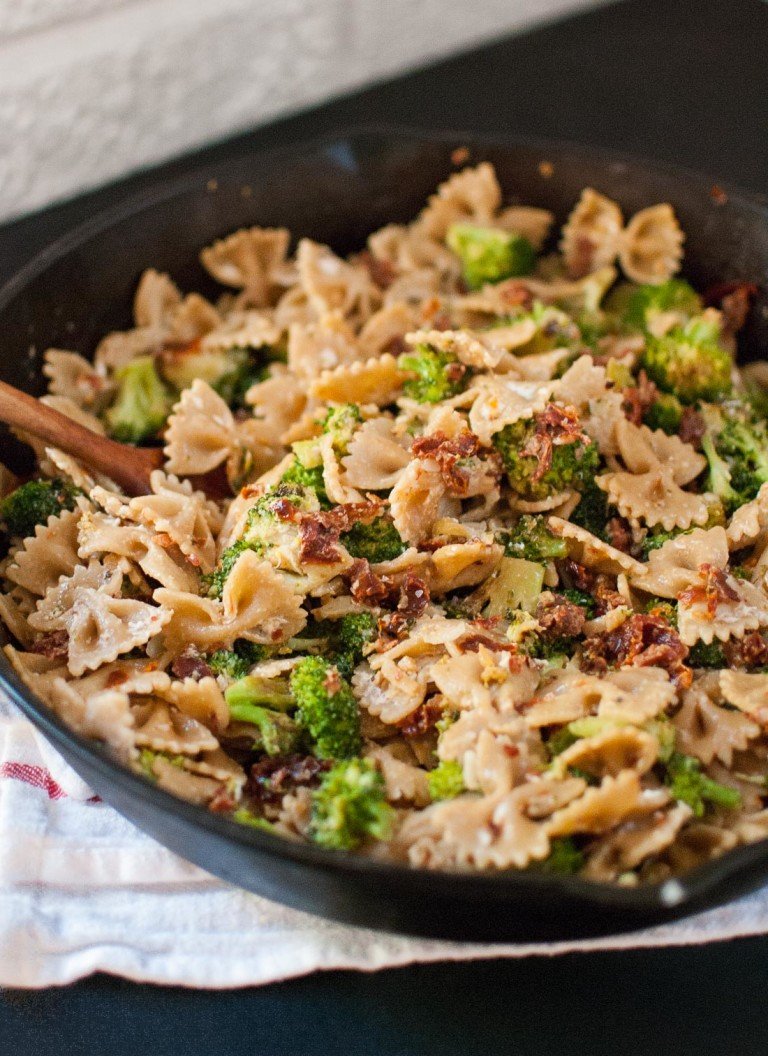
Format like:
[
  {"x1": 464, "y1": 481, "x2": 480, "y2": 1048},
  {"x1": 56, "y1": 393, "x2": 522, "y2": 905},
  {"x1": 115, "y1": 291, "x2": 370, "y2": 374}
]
[{"x1": 0, "y1": 0, "x2": 598, "y2": 220}]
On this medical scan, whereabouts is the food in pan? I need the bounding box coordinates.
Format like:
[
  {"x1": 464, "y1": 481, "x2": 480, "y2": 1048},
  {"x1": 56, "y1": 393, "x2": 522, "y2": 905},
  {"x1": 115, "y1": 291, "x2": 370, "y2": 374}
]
[{"x1": 2, "y1": 162, "x2": 767, "y2": 884}]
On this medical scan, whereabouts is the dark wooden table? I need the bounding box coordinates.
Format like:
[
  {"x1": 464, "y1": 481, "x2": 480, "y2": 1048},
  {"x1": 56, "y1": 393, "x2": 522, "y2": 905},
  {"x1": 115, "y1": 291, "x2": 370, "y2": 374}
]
[{"x1": 1, "y1": 1, "x2": 767, "y2": 1052}]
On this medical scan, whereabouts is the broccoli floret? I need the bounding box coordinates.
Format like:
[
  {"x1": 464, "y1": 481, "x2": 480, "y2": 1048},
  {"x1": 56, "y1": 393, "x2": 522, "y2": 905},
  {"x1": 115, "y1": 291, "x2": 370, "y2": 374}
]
[
  {"x1": 290, "y1": 656, "x2": 361, "y2": 760},
  {"x1": 0, "y1": 477, "x2": 82, "y2": 538},
  {"x1": 641, "y1": 501, "x2": 724, "y2": 559},
  {"x1": 701, "y1": 404, "x2": 768, "y2": 513},
  {"x1": 493, "y1": 414, "x2": 599, "y2": 501},
  {"x1": 664, "y1": 752, "x2": 742, "y2": 817},
  {"x1": 640, "y1": 317, "x2": 732, "y2": 403},
  {"x1": 446, "y1": 222, "x2": 536, "y2": 289},
  {"x1": 231, "y1": 808, "x2": 276, "y2": 832},
  {"x1": 561, "y1": 588, "x2": 598, "y2": 619},
  {"x1": 498, "y1": 515, "x2": 568, "y2": 563},
  {"x1": 280, "y1": 457, "x2": 328, "y2": 504},
  {"x1": 207, "y1": 640, "x2": 268, "y2": 680},
  {"x1": 687, "y1": 639, "x2": 726, "y2": 668},
  {"x1": 330, "y1": 612, "x2": 378, "y2": 679},
  {"x1": 622, "y1": 279, "x2": 702, "y2": 333},
  {"x1": 398, "y1": 344, "x2": 470, "y2": 404},
  {"x1": 105, "y1": 355, "x2": 173, "y2": 443},
  {"x1": 644, "y1": 392, "x2": 683, "y2": 433},
  {"x1": 569, "y1": 479, "x2": 611, "y2": 541},
  {"x1": 644, "y1": 598, "x2": 678, "y2": 627},
  {"x1": 322, "y1": 403, "x2": 362, "y2": 454},
  {"x1": 137, "y1": 748, "x2": 186, "y2": 780},
  {"x1": 202, "y1": 538, "x2": 264, "y2": 598},
  {"x1": 340, "y1": 516, "x2": 406, "y2": 563},
  {"x1": 241, "y1": 483, "x2": 319, "y2": 549},
  {"x1": 428, "y1": 759, "x2": 466, "y2": 801},
  {"x1": 310, "y1": 758, "x2": 394, "y2": 850},
  {"x1": 225, "y1": 675, "x2": 299, "y2": 755},
  {"x1": 537, "y1": 837, "x2": 585, "y2": 875},
  {"x1": 162, "y1": 342, "x2": 285, "y2": 408}
]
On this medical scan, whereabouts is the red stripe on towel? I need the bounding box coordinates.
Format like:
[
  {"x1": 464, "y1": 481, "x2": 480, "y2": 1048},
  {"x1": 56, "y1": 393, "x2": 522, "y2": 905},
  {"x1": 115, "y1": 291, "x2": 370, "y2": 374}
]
[{"x1": 0, "y1": 761, "x2": 69, "y2": 799}]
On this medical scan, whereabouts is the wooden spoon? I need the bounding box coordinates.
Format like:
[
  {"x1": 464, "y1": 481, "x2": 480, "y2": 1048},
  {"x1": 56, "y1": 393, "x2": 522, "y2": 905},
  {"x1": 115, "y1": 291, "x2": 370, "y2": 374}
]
[{"x1": 0, "y1": 380, "x2": 165, "y2": 496}]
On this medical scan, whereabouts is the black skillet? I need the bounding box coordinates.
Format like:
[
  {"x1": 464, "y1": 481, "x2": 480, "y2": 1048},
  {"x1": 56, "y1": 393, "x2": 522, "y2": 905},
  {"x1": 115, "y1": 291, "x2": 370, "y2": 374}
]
[{"x1": 1, "y1": 129, "x2": 768, "y2": 942}]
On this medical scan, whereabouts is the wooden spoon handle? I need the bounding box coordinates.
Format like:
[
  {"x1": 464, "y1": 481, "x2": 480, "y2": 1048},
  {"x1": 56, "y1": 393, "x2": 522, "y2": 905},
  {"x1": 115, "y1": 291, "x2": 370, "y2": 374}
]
[{"x1": 0, "y1": 380, "x2": 162, "y2": 495}]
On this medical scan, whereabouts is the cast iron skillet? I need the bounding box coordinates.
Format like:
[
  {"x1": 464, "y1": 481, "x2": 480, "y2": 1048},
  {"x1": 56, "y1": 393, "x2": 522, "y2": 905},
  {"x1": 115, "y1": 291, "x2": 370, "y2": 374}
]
[{"x1": 2, "y1": 129, "x2": 768, "y2": 942}]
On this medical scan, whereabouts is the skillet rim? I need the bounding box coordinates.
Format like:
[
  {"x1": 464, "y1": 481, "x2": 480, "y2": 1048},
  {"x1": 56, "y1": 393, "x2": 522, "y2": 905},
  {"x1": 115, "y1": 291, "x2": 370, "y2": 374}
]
[{"x1": 2, "y1": 125, "x2": 768, "y2": 922}]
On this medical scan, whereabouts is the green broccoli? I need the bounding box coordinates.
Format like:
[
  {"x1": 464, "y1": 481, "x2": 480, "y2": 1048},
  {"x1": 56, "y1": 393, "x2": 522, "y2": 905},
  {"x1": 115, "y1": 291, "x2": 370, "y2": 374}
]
[
  {"x1": 640, "y1": 317, "x2": 732, "y2": 403},
  {"x1": 161, "y1": 343, "x2": 285, "y2": 408},
  {"x1": 105, "y1": 354, "x2": 173, "y2": 442},
  {"x1": 340, "y1": 516, "x2": 406, "y2": 563},
  {"x1": 231, "y1": 808, "x2": 276, "y2": 832},
  {"x1": 0, "y1": 477, "x2": 82, "y2": 538},
  {"x1": 569, "y1": 479, "x2": 612, "y2": 541},
  {"x1": 687, "y1": 639, "x2": 727, "y2": 668},
  {"x1": 290, "y1": 656, "x2": 361, "y2": 760},
  {"x1": 561, "y1": 588, "x2": 598, "y2": 619},
  {"x1": 428, "y1": 759, "x2": 465, "y2": 801},
  {"x1": 137, "y1": 748, "x2": 186, "y2": 780},
  {"x1": 241, "y1": 483, "x2": 320, "y2": 549},
  {"x1": 330, "y1": 612, "x2": 378, "y2": 679},
  {"x1": 322, "y1": 403, "x2": 362, "y2": 454},
  {"x1": 225, "y1": 674, "x2": 299, "y2": 755},
  {"x1": 446, "y1": 222, "x2": 536, "y2": 289},
  {"x1": 664, "y1": 752, "x2": 742, "y2": 817},
  {"x1": 493, "y1": 412, "x2": 599, "y2": 501},
  {"x1": 644, "y1": 392, "x2": 683, "y2": 433},
  {"x1": 644, "y1": 598, "x2": 678, "y2": 627},
  {"x1": 537, "y1": 837, "x2": 585, "y2": 875},
  {"x1": 701, "y1": 403, "x2": 768, "y2": 514},
  {"x1": 641, "y1": 501, "x2": 724, "y2": 559},
  {"x1": 207, "y1": 640, "x2": 268, "y2": 680},
  {"x1": 280, "y1": 457, "x2": 328, "y2": 504},
  {"x1": 202, "y1": 538, "x2": 265, "y2": 599},
  {"x1": 310, "y1": 758, "x2": 394, "y2": 850},
  {"x1": 621, "y1": 279, "x2": 702, "y2": 333},
  {"x1": 398, "y1": 344, "x2": 470, "y2": 404},
  {"x1": 498, "y1": 515, "x2": 568, "y2": 563}
]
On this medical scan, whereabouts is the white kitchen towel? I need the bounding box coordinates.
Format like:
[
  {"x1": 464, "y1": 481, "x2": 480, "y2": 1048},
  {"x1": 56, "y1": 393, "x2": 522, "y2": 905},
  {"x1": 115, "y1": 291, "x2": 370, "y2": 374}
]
[{"x1": 3, "y1": 695, "x2": 768, "y2": 990}]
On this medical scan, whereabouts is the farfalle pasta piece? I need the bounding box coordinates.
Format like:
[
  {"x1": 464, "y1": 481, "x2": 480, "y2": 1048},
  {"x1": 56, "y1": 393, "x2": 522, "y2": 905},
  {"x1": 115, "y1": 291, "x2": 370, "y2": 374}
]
[
  {"x1": 5, "y1": 504, "x2": 84, "y2": 595},
  {"x1": 432, "y1": 650, "x2": 540, "y2": 716},
  {"x1": 365, "y1": 743, "x2": 430, "y2": 807},
  {"x1": 495, "y1": 205, "x2": 553, "y2": 249},
  {"x1": 618, "y1": 203, "x2": 684, "y2": 285},
  {"x1": 677, "y1": 571, "x2": 768, "y2": 646},
  {"x1": 632, "y1": 527, "x2": 729, "y2": 598},
  {"x1": 43, "y1": 349, "x2": 111, "y2": 410},
  {"x1": 296, "y1": 239, "x2": 380, "y2": 322},
  {"x1": 46, "y1": 679, "x2": 135, "y2": 757},
  {"x1": 131, "y1": 699, "x2": 219, "y2": 755},
  {"x1": 287, "y1": 312, "x2": 361, "y2": 379},
  {"x1": 352, "y1": 654, "x2": 434, "y2": 724},
  {"x1": 599, "y1": 467, "x2": 711, "y2": 532},
  {"x1": 427, "y1": 540, "x2": 503, "y2": 595},
  {"x1": 547, "y1": 771, "x2": 669, "y2": 837},
  {"x1": 551, "y1": 726, "x2": 659, "y2": 780},
  {"x1": 163, "y1": 379, "x2": 238, "y2": 476},
  {"x1": 673, "y1": 683, "x2": 760, "y2": 766},
  {"x1": 162, "y1": 676, "x2": 230, "y2": 731},
  {"x1": 29, "y1": 561, "x2": 170, "y2": 676},
  {"x1": 77, "y1": 511, "x2": 200, "y2": 593},
  {"x1": 155, "y1": 550, "x2": 306, "y2": 655},
  {"x1": 358, "y1": 303, "x2": 420, "y2": 358},
  {"x1": 547, "y1": 517, "x2": 644, "y2": 577},
  {"x1": 244, "y1": 368, "x2": 307, "y2": 450},
  {"x1": 467, "y1": 375, "x2": 553, "y2": 444},
  {"x1": 123, "y1": 471, "x2": 218, "y2": 573},
  {"x1": 342, "y1": 417, "x2": 411, "y2": 490},
  {"x1": 200, "y1": 227, "x2": 291, "y2": 305},
  {"x1": 201, "y1": 309, "x2": 283, "y2": 353},
  {"x1": 719, "y1": 670, "x2": 768, "y2": 725},
  {"x1": 309, "y1": 353, "x2": 405, "y2": 405},
  {"x1": 133, "y1": 268, "x2": 182, "y2": 328},
  {"x1": 389, "y1": 459, "x2": 459, "y2": 545},
  {"x1": 560, "y1": 188, "x2": 624, "y2": 279},
  {"x1": 583, "y1": 803, "x2": 692, "y2": 882},
  {"x1": 94, "y1": 326, "x2": 164, "y2": 373},
  {"x1": 726, "y1": 483, "x2": 768, "y2": 548}
]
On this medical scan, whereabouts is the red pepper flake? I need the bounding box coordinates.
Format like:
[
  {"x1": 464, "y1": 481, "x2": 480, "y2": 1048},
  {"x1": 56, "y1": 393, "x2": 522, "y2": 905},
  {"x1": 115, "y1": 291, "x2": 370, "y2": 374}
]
[
  {"x1": 710, "y1": 184, "x2": 728, "y2": 205},
  {"x1": 398, "y1": 700, "x2": 444, "y2": 737}
]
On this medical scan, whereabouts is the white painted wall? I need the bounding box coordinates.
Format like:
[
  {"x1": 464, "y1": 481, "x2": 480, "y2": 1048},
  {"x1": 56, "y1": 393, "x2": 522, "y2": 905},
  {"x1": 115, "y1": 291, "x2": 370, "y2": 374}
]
[{"x1": 0, "y1": 0, "x2": 598, "y2": 221}]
